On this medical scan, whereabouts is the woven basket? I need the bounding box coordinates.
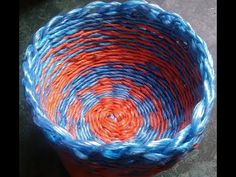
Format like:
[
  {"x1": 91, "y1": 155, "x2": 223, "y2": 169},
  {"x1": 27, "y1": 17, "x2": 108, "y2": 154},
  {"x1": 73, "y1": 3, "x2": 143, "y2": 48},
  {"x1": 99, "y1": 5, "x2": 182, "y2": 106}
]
[{"x1": 22, "y1": 0, "x2": 215, "y2": 177}]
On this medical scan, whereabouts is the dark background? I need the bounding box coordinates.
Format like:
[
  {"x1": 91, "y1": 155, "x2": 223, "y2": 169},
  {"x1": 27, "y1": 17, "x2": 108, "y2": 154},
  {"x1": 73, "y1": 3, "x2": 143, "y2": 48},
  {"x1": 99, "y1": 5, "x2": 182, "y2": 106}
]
[{"x1": 19, "y1": 0, "x2": 217, "y2": 177}]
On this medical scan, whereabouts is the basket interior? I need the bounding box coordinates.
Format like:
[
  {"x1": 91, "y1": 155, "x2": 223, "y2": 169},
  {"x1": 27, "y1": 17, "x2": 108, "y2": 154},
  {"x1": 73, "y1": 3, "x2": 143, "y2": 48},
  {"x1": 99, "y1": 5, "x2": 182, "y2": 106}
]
[{"x1": 34, "y1": 16, "x2": 204, "y2": 145}]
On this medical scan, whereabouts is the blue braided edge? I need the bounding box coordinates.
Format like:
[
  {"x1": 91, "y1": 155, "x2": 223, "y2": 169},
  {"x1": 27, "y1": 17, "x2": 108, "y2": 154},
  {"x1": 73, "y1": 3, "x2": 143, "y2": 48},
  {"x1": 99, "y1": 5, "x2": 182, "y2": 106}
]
[{"x1": 22, "y1": 0, "x2": 216, "y2": 166}]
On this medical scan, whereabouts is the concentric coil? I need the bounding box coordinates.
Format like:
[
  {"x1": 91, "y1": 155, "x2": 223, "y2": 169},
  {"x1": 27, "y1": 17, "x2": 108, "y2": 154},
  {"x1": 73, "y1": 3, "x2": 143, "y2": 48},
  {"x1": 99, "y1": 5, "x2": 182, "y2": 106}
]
[{"x1": 22, "y1": 0, "x2": 215, "y2": 176}]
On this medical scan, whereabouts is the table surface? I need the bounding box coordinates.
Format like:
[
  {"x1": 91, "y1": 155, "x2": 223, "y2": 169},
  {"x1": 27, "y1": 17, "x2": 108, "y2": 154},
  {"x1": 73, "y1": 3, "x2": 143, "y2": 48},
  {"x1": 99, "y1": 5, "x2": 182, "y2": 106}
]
[{"x1": 19, "y1": 0, "x2": 217, "y2": 177}]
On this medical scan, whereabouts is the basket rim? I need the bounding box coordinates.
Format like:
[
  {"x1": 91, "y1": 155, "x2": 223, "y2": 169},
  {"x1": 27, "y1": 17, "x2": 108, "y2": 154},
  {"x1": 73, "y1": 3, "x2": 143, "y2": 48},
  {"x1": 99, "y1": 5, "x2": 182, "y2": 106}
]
[{"x1": 22, "y1": 0, "x2": 216, "y2": 164}]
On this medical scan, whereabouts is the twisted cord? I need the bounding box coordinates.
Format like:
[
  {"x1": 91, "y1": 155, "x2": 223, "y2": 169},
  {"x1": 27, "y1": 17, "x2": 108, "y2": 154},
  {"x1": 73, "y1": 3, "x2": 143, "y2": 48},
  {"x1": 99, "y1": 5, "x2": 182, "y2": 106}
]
[{"x1": 22, "y1": 0, "x2": 215, "y2": 174}]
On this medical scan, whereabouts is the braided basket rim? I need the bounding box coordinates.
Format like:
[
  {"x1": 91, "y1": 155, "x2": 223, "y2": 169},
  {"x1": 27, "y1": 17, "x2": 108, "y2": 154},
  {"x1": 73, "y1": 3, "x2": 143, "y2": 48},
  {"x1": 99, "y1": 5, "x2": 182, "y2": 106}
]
[{"x1": 22, "y1": 0, "x2": 215, "y2": 164}]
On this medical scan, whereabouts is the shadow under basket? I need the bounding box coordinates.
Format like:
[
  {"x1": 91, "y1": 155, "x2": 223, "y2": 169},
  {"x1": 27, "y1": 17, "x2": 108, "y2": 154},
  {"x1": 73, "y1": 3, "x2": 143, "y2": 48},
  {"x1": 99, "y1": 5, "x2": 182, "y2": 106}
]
[{"x1": 22, "y1": 0, "x2": 215, "y2": 177}]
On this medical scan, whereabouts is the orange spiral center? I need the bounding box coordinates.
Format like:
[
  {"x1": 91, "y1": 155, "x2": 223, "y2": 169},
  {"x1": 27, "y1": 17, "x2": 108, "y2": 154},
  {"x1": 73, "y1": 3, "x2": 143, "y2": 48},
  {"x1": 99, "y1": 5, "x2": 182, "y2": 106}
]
[{"x1": 85, "y1": 97, "x2": 144, "y2": 143}]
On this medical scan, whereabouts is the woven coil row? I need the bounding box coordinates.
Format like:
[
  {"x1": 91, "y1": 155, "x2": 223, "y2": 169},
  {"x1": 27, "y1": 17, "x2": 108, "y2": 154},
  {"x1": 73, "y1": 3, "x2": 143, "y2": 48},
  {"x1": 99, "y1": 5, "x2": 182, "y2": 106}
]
[{"x1": 22, "y1": 0, "x2": 215, "y2": 176}]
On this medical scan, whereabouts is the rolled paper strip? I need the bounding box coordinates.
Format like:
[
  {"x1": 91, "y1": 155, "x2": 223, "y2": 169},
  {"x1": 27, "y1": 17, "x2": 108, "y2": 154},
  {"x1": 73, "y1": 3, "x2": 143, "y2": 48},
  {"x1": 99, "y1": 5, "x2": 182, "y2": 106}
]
[{"x1": 22, "y1": 0, "x2": 215, "y2": 176}]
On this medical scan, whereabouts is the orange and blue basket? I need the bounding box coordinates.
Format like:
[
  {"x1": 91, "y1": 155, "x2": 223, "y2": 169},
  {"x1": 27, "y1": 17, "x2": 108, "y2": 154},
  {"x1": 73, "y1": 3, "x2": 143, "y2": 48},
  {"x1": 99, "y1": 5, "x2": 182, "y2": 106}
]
[{"x1": 22, "y1": 0, "x2": 215, "y2": 177}]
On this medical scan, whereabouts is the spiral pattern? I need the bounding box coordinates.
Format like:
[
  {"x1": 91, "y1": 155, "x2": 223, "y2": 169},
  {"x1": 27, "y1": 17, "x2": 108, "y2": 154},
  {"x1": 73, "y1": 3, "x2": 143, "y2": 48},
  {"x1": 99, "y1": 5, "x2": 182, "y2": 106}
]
[{"x1": 22, "y1": 0, "x2": 215, "y2": 176}]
